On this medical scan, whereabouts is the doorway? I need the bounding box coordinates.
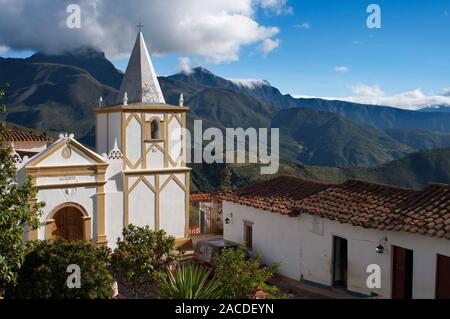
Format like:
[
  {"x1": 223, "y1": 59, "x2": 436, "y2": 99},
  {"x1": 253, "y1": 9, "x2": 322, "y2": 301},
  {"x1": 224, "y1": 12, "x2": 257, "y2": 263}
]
[
  {"x1": 436, "y1": 254, "x2": 450, "y2": 299},
  {"x1": 392, "y1": 246, "x2": 414, "y2": 299},
  {"x1": 53, "y1": 206, "x2": 84, "y2": 241},
  {"x1": 332, "y1": 236, "x2": 348, "y2": 288}
]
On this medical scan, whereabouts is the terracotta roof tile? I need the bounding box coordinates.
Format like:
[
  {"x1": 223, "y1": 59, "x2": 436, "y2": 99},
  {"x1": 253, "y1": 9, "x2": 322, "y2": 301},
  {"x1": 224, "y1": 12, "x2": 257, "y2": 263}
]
[
  {"x1": 218, "y1": 176, "x2": 450, "y2": 241},
  {"x1": 190, "y1": 193, "x2": 213, "y2": 203},
  {"x1": 1, "y1": 127, "x2": 51, "y2": 143}
]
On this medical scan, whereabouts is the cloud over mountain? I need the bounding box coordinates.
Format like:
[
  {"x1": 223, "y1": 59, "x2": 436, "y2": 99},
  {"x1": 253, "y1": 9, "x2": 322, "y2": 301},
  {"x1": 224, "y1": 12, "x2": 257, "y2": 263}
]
[
  {"x1": 297, "y1": 85, "x2": 450, "y2": 110},
  {"x1": 0, "y1": 0, "x2": 288, "y2": 62}
]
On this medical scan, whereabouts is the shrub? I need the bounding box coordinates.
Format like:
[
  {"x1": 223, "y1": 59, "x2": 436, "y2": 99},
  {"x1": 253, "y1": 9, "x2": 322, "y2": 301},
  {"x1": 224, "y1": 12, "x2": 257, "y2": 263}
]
[
  {"x1": 158, "y1": 262, "x2": 223, "y2": 299},
  {"x1": 7, "y1": 239, "x2": 114, "y2": 299},
  {"x1": 111, "y1": 225, "x2": 179, "y2": 297},
  {"x1": 213, "y1": 245, "x2": 279, "y2": 299},
  {"x1": 0, "y1": 84, "x2": 44, "y2": 295}
]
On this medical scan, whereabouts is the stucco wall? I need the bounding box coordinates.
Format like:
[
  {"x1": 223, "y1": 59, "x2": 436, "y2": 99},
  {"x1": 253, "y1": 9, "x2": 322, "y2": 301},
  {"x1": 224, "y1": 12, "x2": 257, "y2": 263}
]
[
  {"x1": 36, "y1": 186, "x2": 97, "y2": 240},
  {"x1": 223, "y1": 201, "x2": 450, "y2": 299}
]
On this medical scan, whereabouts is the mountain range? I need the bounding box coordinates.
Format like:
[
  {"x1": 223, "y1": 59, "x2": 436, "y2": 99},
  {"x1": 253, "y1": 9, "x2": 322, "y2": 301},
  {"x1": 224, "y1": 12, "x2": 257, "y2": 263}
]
[{"x1": 1, "y1": 48, "x2": 450, "y2": 190}]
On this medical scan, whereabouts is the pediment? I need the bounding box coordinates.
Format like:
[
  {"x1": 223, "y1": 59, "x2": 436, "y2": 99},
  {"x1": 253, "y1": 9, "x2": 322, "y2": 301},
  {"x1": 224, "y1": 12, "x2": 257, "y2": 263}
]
[{"x1": 26, "y1": 137, "x2": 107, "y2": 168}]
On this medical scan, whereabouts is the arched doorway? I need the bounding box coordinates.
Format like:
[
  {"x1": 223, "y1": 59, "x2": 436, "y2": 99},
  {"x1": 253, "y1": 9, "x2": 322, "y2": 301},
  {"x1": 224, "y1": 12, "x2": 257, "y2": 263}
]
[
  {"x1": 46, "y1": 203, "x2": 91, "y2": 242},
  {"x1": 53, "y1": 206, "x2": 84, "y2": 241}
]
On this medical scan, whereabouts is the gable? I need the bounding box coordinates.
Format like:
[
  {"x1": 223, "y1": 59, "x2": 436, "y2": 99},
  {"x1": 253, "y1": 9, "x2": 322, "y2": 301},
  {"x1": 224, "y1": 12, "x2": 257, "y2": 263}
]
[{"x1": 26, "y1": 137, "x2": 107, "y2": 168}]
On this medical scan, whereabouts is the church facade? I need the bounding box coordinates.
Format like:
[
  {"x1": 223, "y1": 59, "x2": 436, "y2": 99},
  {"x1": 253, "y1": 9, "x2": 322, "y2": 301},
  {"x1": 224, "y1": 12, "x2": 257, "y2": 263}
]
[{"x1": 16, "y1": 32, "x2": 191, "y2": 248}]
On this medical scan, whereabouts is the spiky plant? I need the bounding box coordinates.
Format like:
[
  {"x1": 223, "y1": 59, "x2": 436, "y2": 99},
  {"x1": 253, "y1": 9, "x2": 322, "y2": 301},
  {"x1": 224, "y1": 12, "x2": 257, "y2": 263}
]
[{"x1": 158, "y1": 262, "x2": 223, "y2": 299}]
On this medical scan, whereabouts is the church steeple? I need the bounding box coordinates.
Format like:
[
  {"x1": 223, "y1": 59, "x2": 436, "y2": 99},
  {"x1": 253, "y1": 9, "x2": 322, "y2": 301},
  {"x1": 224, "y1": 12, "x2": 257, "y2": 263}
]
[{"x1": 116, "y1": 32, "x2": 166, "y2": 105}]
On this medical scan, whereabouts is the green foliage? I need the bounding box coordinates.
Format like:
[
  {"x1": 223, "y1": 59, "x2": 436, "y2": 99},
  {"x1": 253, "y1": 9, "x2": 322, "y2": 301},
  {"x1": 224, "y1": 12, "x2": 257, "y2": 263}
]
[
  {"x1": 0, "y1": 85, "x2": 44, "y2": 295},
  {"x1": 158, "y1": 262, "x2": 223, "y2": 299},
  {"x1": 213, "y1": 245, "x2": 279, "y2": 299},
  {"x1": 111, "y1": 225, "x2": 179, "y2": 297},
  {"x1": 6, "y1": 239, "x2": 114, "y2": 299},
  {"x1": 220, "y1": 166, "x2": 232, "y2": 191}
]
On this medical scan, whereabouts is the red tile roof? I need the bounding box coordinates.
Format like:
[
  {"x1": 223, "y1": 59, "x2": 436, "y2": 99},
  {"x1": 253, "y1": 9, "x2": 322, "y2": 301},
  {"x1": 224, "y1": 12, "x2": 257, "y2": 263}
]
[
  {"x1": 190, "y1": 193, "x2": 213, "y2": 203},
  {"x1": 217, "y1": 176, "x2": 336, "y2": 215},
  {"x1": 218, "y1": 176, "x2": 450, "y2": 240},
  {"x1": 1, "y1": 127, "x2": 51, "y2": 143}
]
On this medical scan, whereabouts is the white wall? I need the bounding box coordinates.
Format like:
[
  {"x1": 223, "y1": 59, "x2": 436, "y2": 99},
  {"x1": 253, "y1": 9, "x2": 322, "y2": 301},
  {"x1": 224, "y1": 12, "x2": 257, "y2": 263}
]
[
  {"x1": 223, "y1": 201, "x2": 450, "y2": 299},
  {"x1": 36, "y1": 186, "x2": 97, "y2": 240},
  {"x1": 160, "y1": 177, "x2": 186, "y2": 238},
  {"x1": 105, "y1": 161, "x2": 124, "y2": 249},
  {"x1": 97, "y1": 114, "x2": 107, "y2": 155}
]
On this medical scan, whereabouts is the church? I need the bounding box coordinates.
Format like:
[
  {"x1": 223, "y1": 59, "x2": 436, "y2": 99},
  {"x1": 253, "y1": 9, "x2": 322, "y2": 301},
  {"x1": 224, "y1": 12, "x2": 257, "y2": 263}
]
[{"x1": 15, "y1": 32, "x2": 191, "y2": 248}]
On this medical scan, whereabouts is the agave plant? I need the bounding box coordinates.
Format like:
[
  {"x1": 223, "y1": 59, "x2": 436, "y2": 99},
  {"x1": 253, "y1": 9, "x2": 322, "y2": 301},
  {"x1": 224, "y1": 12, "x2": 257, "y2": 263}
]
[{"x1": 158, "y1": 262, "x2": 223, "y2": 299}]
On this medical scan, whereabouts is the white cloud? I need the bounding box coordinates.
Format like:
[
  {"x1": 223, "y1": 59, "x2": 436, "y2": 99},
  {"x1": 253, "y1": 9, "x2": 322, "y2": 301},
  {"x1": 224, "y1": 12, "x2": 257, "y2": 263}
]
[
  {"x1": 258, "y1": 0, "x2": 293, "y2": 15},
  {"x1": 295, "y1": 85, "x2": 450, "y2": 110},
  {"x1": 294, "y1": 22, "x2": 310, "y2": 29},
  {"x1": 0, "y1": 0, "x2": 282, "y2": 63},
  {"x1": 228, "y1": 78, "x2": 270, "y2": 89},
  {"x1": 0, "y1": 45, "x2": 8, "y2": 54},
  {"x1": 334, "y1": 66, "x2": 349, "y2": 73},
  {"x1": 177, "y1": 57, "x2": 196, "y2": 74},
  {"x1": 260, "y1": 38, "x2": 281, "y2": 55}
]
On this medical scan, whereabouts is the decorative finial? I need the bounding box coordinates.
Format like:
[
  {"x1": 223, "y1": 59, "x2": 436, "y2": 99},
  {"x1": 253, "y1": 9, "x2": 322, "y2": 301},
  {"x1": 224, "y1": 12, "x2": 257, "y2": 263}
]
[
  {"x1": 108, "y1": 138, "x2": 123, "y2": 160},
  {"x1": 137, "y1": 23, "x2": 144, "y2": 33},
  {"x1": 179, "y1": 93, "x2": 184, "y2": 107},
  {"x1": 123, "y1": 92, "x2": 128, "y2": 106},
  {"x1": 98, "y1": 96, "x2": 104, "y2": 108}
]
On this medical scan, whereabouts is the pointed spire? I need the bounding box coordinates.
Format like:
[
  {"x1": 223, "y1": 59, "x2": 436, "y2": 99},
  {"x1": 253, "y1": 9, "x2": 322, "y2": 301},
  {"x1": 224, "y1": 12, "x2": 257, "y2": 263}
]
[{"x1": 116, "y1": 32, "x2": 165, "y2": 105}]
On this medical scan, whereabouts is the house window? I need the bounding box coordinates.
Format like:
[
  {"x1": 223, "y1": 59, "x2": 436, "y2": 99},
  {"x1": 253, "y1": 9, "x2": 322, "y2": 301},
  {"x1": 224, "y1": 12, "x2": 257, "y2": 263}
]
[{"x1": 244, "y1": 221, "x2": 253, "y2": 250}]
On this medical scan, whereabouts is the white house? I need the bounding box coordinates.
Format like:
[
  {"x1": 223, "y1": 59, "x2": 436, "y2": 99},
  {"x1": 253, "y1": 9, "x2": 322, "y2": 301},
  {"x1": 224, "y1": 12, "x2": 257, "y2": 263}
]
[
  {"x1": 219, "y1": 176, "x2": 450, "y2": 299},
  {"x1": 14, "y1": 32, "x2": 191, "y2": 248}
]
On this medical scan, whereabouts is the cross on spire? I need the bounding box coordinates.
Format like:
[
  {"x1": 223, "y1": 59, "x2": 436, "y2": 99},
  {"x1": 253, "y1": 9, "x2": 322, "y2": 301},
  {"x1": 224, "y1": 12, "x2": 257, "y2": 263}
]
[{"x1": 136, "y1": 23, "x2": 144, "y2": 33}]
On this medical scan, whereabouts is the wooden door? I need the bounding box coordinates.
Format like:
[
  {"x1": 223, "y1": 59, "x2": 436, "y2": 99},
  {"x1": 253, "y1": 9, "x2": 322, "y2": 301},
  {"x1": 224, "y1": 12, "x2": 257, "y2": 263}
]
[
  {"x1": 392, "y1": 246, "x2": 413, "y2": 299},
  {"x1": 54, "y1": 207, "x2": 83, "y2": 241},
  {"x1": 436, "y1": 255, "x2": 450, "y2": 299}
]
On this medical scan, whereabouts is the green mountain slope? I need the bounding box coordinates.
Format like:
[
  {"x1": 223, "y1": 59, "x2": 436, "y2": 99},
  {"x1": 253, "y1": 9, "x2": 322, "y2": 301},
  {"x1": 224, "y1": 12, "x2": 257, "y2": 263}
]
[
  {"x1": 272, "y1": 107, "x2": 413, "y2": 167},
  {"x1": 0, "y1": 57, "x2": 117, "y2": 137}
]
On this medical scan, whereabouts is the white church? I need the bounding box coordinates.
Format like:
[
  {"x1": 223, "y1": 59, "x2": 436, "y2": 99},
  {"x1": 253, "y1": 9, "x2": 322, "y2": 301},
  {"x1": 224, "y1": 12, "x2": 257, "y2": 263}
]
[{"x1": 15, "y1": 32, "x2": 191, "y2": 248}]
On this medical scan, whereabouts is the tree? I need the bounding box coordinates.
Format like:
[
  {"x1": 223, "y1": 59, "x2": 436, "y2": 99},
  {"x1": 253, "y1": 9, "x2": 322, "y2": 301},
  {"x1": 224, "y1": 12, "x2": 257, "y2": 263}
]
[
  {"x1": 213, "y1": 245, "x2": 279, "y2": 299},
  {"x1": 220, "y1": 165, "x2": 232, "y2": 190},
  {"x1": 111, "y1": 225, "x2": 180, "y2": 298},
  {"x1": 0, "y1": 85, "x2": 44, "y2": 295},
  {"x1": 7, "y1": 239, "x2": 114, "y2": 299},
  {"x1": 158, "y1": 262, "x2": 223, "y2": 299}
]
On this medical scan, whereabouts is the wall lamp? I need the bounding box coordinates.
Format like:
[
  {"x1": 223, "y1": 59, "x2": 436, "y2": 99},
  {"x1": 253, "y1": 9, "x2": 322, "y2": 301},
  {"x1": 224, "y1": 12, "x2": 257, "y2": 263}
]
[{"x1": 376, "y1": 236, "x2": 388, "y2": 255}]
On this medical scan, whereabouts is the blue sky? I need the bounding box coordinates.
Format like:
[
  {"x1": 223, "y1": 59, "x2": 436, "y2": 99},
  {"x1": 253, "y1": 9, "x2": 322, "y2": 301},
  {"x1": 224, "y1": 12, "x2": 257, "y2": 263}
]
[{"x1": 1, "y1": 0, "x2": 450, "y2": 108}]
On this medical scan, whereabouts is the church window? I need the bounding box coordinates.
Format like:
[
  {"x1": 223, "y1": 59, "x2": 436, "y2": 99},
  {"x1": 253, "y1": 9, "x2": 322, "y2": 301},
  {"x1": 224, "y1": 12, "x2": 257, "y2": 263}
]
[
  {"x1": 145, "y1": 118, "x2": 164, "y2": 141},
  {"x1": 151, "y1": 120, "x2": 160, "y2": 139}
]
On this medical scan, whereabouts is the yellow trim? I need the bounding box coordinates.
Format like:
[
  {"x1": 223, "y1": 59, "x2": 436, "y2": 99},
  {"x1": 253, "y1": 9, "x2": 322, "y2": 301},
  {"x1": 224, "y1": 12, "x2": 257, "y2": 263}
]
[
  {"x1": 185, "y1": 172, "x2": 190, "y2": 238},
  {"x1": 27, "y1": 164, "x2": 108, "y2": 177},
  {"x1": 96, "y1": 175, "x2": 107, "y2": 245},
  {"x1": 82, "y1": 216, "x2": 92, "y2": 242},
  {"x1": 156, "y1": 174, "x2": 160, "y2": 230},
  {"x1": 164, "y1": 113, "x2": 169, "y2": 167},
  {"x1": 182, "y1": 112, "x2": 187, "y2": 167},
  {"x1": 94, "y1": 104, "x2": 190, "y2": 114},
  {"x1": 124, "y1": 167, "x2": 191, "y2": 176},
  {"x1": 124, "y1": 175, "x2": 129, "y2": 227},
  {"x1": 35, "y1": 181, "x2": 106, "y2": 190},
  {"x1": 44, "y1": 219, "x2": 56, "y2": 241},
  {"x1": 141, "y1": 113, "x2": 146, "y2": 169},
  {"x1": 27, "y1": 139, "x2": 106, "y2": 168}
]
